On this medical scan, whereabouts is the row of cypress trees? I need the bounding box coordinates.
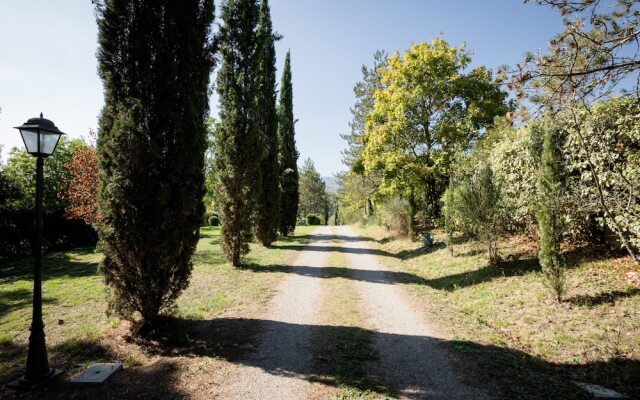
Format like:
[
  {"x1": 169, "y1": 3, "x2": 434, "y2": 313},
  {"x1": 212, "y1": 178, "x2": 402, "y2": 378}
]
[
  {"x1": 96, "y1": 0, "x2": 298, "y2": 329},
  {"x1": 215, "y1": 0, "x2": 299, "y2": 267}
]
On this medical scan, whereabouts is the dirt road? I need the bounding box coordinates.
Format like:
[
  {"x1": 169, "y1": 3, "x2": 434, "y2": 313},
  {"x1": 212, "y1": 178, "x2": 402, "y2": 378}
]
[{"x1": 219, "y1": 226, "x2": 489, "y2": 400}]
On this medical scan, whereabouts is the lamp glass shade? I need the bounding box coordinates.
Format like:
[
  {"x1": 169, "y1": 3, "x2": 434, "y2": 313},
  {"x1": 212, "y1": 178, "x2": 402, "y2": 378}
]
[{"x1": 19, "y1": 128, "x2": 62, "y2": 156}]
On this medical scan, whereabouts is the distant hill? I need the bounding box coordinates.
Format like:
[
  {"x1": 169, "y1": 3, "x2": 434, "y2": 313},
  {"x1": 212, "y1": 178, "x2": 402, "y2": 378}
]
[{"x1": 322, "y1": 176, "x2": 338, "y2": 194}]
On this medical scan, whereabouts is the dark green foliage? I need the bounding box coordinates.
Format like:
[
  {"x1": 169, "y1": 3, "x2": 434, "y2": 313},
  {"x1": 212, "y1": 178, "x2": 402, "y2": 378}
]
[
  {"x1": 0, "y1": 141, "x2": 97, "y2": 258},
  {"x1": 2, "y1": 139, "x2": 77, "y2": 213},
  {"x1": 536, "y1": 128, "x2": 566, "y2": 302},
  {"x1": 298, "y1": 158, "x2": 328, "y2": 219},
  {"x1": 306, "y1": 214, "x2": 321, "y2": 225},
  {"x1": 278, "y1": 51, "x2": 299, "y2": 236},
  {"x1": 96, "y1": 0, "x2": 215, "y2": 325},
  {"x1": 443, "y1": 178, "x2": 455, "y2": 255},
  {"x1": 214, "y1": 0, "x2": 262, "y2": 266},
  {"x1": 254, "y1": 0, "x2": 280, "y2": 246},
  {"x1": 453, "y1": 165, "x2": 502, "y2": 263},
  {"x1": 208, "y1": 214, "x2": 220, "y2": 227}
]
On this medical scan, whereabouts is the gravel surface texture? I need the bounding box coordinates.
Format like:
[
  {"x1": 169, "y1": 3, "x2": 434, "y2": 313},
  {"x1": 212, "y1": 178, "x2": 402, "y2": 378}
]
[
  {"x1": 338, "y1": 226, "x2": 491, "y2": 400},
  {"x1": 218, "y1": 226, "x2": 331, "y2": 400}
]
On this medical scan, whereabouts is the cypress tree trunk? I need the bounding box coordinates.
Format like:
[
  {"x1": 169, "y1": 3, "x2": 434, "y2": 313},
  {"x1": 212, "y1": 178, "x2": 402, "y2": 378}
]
[
  {"x1": 278, "y1": 52, "x2": 299, "y2": 236},
  {"x1": 254, "y1": 0, "x2": 280, "y2": 246},
  {"x1": 536, "y1": 128, "x2": 566, "y2": 302},
  {"x1": 96, "y1": 0, "x2": 215, "y2": 328},
  {"x1": 444, "y1": 177, "x2": 455, "y2": 255},
  {"x1": 407, "y1": 189, "x2": 416, "y2": 239},
  {"x1": 215, "y1": 0, "x2": 262, "y2": 267}
]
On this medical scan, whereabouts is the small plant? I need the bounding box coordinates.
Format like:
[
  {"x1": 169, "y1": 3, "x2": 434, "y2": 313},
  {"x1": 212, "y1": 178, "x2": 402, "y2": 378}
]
[
  {"x1": 208, "y1": 214, "x2": 220, "y2": 227},
  {"x1": 306, "y1": 214, "x2": 322, "y2": 225},
  {"x1": 452, "y1": 165, "x2": 503, "y2": 264}
]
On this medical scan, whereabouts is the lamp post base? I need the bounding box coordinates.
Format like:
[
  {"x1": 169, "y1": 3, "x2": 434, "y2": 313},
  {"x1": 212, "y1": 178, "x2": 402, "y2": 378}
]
[{"x1": 7, "y1": 368, "x2": 64, "y2": 390}]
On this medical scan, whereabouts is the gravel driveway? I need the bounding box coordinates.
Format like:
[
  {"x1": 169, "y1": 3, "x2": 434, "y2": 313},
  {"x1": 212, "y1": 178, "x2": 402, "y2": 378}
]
[{"x1": 218, "y1": 226, "x2": 489, "y2": 400}]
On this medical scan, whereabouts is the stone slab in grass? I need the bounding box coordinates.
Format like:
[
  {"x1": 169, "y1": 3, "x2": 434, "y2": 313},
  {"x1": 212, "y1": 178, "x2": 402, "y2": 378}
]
[
  {"x1": 67, "y1": 363, "x2": 123, "y2": 387},
  {"x1": 574, "y1": 382, "x2": 629, "y2": 399}
]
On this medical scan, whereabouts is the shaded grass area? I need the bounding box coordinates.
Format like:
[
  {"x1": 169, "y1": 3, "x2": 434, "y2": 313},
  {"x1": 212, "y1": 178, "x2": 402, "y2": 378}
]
[
  {"x1": 356, "y1": 225, "x2": 640, "y2": 399},
  {"x1": 0, "y1": 225, "x2": 316, "y2": 399}
]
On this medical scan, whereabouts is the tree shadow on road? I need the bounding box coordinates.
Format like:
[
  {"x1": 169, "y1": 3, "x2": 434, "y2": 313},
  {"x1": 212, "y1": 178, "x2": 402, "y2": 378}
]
[
  {"x1": 126, "y1": 317, "x2": 639, "y2": 399},
  {"x1": 2, "y1": 317, "x2": 637, "y2": 399},
  {"x1": 244, "y1": 254, "x2": 541, "y2": 292}
]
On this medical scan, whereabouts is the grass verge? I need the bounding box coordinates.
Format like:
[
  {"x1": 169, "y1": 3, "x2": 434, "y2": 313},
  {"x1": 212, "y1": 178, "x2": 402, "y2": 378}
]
[
  {"x1": 0, "y1": 225, "x2": 316, "y2": 398},
  {"x1": 355, "y1": 224, "x2": 640, "y2": 400}
]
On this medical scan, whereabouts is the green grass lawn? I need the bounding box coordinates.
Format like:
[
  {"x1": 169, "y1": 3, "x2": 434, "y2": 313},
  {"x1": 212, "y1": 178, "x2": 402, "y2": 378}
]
[
  {"x1": 356, "y1": 225, "x2": 640, "y2": 400},
  {"x1": 0, "y1": 225, "x2": 317, "y2": 385}
]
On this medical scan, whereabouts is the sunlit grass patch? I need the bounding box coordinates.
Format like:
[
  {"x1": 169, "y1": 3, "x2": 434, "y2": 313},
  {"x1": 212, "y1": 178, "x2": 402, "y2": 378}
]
[{"x1": 0, "y1": 225, "x2": 318, "y2": 388}]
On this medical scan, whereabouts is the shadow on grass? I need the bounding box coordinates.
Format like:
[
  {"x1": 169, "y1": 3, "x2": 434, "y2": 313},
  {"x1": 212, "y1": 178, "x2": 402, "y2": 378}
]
[
  {"x1": 421, "y1": 256, "x2": 540, "y2": 291},
  {"x1": 123, "y1": 318, "x2": 640, "y2": 399},
  {"x1": 0, "y1": 247, "x2": 99, "y2": 284},
  {"x1": 566, "y1": 288, "x2": 640, "y2": 307},
  {"x1": 0, "y1": 288, "x2": 58, "y2": 316},
  {"x1": 0, "y1": 338, "x2": 186, "y2": 400},
  {"x1": 2, "y1": 317, "x2": 637, "y2": 399}
]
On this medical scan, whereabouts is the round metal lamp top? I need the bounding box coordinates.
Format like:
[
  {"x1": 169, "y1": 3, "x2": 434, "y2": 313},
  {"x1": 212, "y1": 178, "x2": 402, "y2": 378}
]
[{"x1": 14, "y1": 113, "x2": 66, "y2": 135}]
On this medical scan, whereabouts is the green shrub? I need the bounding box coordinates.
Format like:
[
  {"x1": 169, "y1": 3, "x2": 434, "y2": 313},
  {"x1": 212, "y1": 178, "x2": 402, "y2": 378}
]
[
  {"x1": 537, "y1": 128, "x2": 566, "y2": 302},
  {"x1": 208, "y1": 214, "x2": 219, "y2": 227},
  {"x1": 306, "y1": 214, "x2": 321, "y2": 225},
  {"x1": 378, "y1": 197, "x2": 409, "y2": 236},
  {"x1": 451, "y1": 165, "x2": 503, "y2": 264}
]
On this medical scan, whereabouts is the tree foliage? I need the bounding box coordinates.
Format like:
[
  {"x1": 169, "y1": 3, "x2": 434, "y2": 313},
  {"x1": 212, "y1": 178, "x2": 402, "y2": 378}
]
[
  {"x1": 298, "y1": 158, "x2": 328, "y2": 221},
  {"x1": 537, "y1": 127, "x2": 566, "y2": 301},
  {"x1": 278, "y1": 51, "x2": 299, "y2": 236},
  {"x1": 448, "y1": 165, "x2": 503, "y2": 263},
  {"x1": 515, "y1": 0, "x2": 640, "y2": 107},
  {"x1": 214, "y1": 0, "x2": 262, "y2": 266},
  {"x1": 362, "y1": 39, "x2": 511, "y2": 226},
  {"x1": 254, "y1": 0, "x2": 280, "y2": 246},
  {"x1": 96, "y1": 0, "x2": 215, "y2": 326},
  {"x1": 63, "y1": 141, "x2": 99, "y2": 225},
  {"x1": 2, "y1": 138, "x2": 78, "y2": 213}
]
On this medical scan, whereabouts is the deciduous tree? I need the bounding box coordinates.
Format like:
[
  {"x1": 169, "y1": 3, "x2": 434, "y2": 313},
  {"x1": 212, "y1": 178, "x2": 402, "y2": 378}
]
[{"x1": 362, "y1": 39, "x2": 510, "y2": 233}]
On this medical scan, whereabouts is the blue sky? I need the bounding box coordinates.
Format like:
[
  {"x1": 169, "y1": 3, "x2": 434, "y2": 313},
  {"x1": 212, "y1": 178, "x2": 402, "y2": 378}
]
[{"x1": 0, "y1": 1, "x2": 563, "y2": 176}]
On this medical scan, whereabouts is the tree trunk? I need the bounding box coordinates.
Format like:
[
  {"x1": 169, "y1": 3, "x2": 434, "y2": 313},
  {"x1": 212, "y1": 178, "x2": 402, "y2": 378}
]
[{"x1": 407, "y1": 189, "x2": 416, "y2": 240}]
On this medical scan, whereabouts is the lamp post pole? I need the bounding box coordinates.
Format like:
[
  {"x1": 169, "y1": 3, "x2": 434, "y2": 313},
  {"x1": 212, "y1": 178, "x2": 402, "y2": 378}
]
[
  {"x1": 24, "y1": 155, "x2": 51, "y2": 381},
  {"x1": 8, "y1": 116, "x2": 64, "y2": 390}
]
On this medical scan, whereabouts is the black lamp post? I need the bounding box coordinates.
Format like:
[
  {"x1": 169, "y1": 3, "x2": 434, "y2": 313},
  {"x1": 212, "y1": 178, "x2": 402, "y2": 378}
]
[{"x1": 8, "y1": 114, "x2": 65, "y2": 390}]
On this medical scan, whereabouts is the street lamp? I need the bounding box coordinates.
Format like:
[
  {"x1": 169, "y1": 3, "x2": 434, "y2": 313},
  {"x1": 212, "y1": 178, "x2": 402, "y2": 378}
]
[{"x1": 8, "y1": 113, "x2": 65, "y2": 389}]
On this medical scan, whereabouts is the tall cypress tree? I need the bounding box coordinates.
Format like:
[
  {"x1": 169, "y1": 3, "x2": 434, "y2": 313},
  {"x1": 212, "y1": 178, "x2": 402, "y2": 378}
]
[
  {"x1": 278, "y1": 51, "x2": 299, "y2": 236},
  {"x1": 96, "y1": 0, "x2": 215, "y2": 328},
  {"x1": 536, "y1": 128, "x2": 566, "y2": 302},
  {"x1": 254, "y1": 0, "x2": 280, "y2": 246},
  {"x1": 215, "y1": 0, "x2": 262, "y2": 266}
]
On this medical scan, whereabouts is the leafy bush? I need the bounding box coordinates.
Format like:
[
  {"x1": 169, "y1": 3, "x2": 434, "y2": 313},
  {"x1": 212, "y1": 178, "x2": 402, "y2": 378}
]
[
  {"x1": 306, "y1": 214, "x2": 321, "y2": 225},
  {"x1": 378, "y1": 197, "x2": 409, "y2": 236},
  {"x1": 0, "y1": 211, "x2": 97, "y2": 258},
  {"x1": 449, "y1": 165, "x2": 503, "y2": 263},
  {"x1": 208, "y1": 214, "x2": 220, "y2": 227}
]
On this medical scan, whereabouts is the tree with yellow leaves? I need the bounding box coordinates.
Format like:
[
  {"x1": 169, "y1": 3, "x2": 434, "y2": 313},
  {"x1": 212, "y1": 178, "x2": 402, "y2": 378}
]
[{"x1": 362, "y1": 38, "x2": 510, "y2": 236}]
